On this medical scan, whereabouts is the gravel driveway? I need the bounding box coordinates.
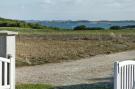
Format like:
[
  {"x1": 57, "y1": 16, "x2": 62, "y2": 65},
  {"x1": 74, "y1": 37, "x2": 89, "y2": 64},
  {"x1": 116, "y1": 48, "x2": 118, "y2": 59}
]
[{"x1": 16, "y1": 50, "x2": 135, "y2": 87}]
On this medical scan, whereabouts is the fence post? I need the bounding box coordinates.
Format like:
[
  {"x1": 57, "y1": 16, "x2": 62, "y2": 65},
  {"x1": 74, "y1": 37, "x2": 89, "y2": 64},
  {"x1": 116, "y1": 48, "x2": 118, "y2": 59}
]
[
  {"x1": 0, "y1": 31, "x2": 18, "y2": 89},
  {"x1": 114, "y1": 62, "x2": 120, "y2": 89},
  {"x1": 114, "y1": 61, "x2": 120, "y2": 89}
]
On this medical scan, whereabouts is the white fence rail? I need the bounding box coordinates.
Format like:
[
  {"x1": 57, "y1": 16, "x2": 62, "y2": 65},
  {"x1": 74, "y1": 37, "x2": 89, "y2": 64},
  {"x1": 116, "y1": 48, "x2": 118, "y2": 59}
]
[
  {"x1": 0, "y1": 31, "x2": 17, "y2": 89},
  {"x1": 114, "y1": 60, "x2": 135, "y2": 89},
  {"x1": 0, "y1": 57, "x2": 11, "y2": 89}
]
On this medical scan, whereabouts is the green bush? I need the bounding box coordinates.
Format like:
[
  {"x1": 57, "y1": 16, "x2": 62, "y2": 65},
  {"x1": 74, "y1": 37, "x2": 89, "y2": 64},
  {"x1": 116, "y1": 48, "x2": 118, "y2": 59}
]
[
  {"x1": 74, "y1": 25, "x2": 87, "y2": 30},
  {"x1": 0, "y1": 17, "x2": 46, "y2": 29},
  {"x1": 110, "y1": 26, "x2": 121, "y2": 30},
  {"x1": 74, "y1": 25, "x2": 104, "y2": 30}
]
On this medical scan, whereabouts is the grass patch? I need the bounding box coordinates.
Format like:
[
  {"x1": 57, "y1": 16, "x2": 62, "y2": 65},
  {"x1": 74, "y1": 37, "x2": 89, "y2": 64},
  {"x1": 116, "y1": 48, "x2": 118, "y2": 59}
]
[
  {"x1": 16, "y1": 38, "x2": 135, "y2": 67},
  {"x1": 16, "y1": 84, "x2": 54, "y2": 89},
  {"x1": 16, "y1": 83, "x2": 112, "y2": 89},
  {"x1": 1, "y1": 27, "x2": 135, "y2": 35}
]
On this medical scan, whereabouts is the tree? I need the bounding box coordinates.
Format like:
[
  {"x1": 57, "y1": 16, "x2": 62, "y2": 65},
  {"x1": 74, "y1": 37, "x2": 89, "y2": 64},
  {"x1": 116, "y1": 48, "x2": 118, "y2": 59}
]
[
  {"x1": 74, "y1": 25, "x2": 104, "y2": 30},
  {"x1": 74, "y1": 25, "x2": 87, "y2": 30},
  {"x1": 110, "y1": 26, "x2": 121, "y2": 30}
]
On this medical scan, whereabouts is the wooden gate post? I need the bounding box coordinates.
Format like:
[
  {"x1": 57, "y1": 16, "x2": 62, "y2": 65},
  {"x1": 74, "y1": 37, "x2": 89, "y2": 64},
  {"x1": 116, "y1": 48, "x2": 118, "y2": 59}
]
[
  {"x1": 0, "y1": 31, "x2": 18, "y2": 89},
  {"x1": 114, "y1": 62, "x2": 120, "y2": 89}
]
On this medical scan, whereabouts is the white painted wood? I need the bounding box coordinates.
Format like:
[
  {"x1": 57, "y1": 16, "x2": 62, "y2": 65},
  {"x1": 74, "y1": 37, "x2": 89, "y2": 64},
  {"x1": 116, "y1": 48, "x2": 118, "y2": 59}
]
[
  {"x1": 114, "y1": 62, "x2": 120, "y2": 89},
  {"x1": 6, "y1": 36, "x2": 16, "y2": 89},
  {"x1": 10, "y1": 57, "x2": 15, "y2": 89},
  {"x1": 0, "y1": 31, "x2": 17, "y2": 89},
  {"x1": 0, "y1": 61, "x2": 2, "y2": 86},
  {"x1": 0, "y1": 85, "x2": 10, "y2": 89},
  {"x1": 0, "y1": 31, "x2": 18, "y2": 35},
  {"x1": 0, "y1": 57, "x2": 11, "y2": 89},
  {"x1": 0, "y1": 57, "x2": 10, "y2": 63},
  {"x1": 114, "y1": 60, "x2": 135, "y2": 89}
]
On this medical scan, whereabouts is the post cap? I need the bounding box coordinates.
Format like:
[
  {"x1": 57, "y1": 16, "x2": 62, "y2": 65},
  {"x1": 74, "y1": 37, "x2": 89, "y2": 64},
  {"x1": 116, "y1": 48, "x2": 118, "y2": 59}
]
[{"x1": 0, "y1": 30, "x2": 18, "y2": 36}]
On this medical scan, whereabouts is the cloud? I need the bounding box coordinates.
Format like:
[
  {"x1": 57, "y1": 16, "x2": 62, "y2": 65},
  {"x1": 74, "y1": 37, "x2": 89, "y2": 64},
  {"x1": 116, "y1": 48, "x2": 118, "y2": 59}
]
[
  {"x1": 26, "y1": 0, "x2": 135, "y2": 20},
  {"x1": 0, "y1": 0, "x2": 135, "y2": 20},
  {"x1": 42, "y1": 0, "x2": 54, "y2": 4},
  {"x1": 41, "y1": 0, "x2": 83, "y2": 5}
]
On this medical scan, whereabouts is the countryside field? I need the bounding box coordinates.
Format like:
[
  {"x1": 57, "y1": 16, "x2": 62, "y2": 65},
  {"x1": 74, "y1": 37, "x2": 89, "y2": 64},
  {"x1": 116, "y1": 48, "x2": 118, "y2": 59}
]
[
  {"x1": 1, "y1": 27, "x2": 134, "y2": 67},
  {"x1": 1, "y1": 1, "x2": 135, "y2": 88},
  {"x1": 16, "y1": 36, "x2": 135, "y2": 67},
  {"x1": 0, "y1": 27, "x2": 134, "y2": 89}
]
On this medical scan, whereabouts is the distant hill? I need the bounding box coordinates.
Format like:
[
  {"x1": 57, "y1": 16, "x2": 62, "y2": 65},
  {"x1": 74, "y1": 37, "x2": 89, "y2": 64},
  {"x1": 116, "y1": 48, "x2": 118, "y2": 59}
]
[
  {"x1": 27, "y1": 20, "x2": 135, "y2": 29},
  {"x1": 0, "y1": 17, "x2": 46, "y2": 29},
  {"x1": 3, "y1": 17, "x2": 134, "y2": 30}
]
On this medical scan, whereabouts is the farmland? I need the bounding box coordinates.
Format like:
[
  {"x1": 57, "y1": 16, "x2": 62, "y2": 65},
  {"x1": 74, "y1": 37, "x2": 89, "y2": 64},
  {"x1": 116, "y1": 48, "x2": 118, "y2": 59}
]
[
  {"x1": 0, "y1": 27, "x2": 133, "y2": 67},
  {"x1": 6, "y1": 27, "x2": 134, "y2": 89}
]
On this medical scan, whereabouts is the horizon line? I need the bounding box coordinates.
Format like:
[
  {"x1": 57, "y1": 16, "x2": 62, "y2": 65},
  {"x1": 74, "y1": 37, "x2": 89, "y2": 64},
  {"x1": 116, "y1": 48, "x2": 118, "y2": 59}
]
[{"x1": 1, "y1": 16, "x2": 135, "y2": 22}]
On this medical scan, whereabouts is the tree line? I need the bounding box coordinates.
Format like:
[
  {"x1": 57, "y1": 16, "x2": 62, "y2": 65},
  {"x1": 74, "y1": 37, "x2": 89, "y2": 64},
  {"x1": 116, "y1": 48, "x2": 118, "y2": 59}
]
[
  {"x1": 1, "y1": 17, "x2": 135, "y2": 30},
  {"x1": 73, "y1": 25, "x2": 135, "y2": 30},
  {"x1": 0, "y1": 17, "x2": 46, "y2": 29}
]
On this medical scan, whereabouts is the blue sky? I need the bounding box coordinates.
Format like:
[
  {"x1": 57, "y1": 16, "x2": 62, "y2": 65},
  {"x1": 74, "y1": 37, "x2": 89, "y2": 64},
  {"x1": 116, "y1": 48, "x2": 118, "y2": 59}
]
[{"x1": 0, "y1": 0, "x2": 135, "y2": 20}]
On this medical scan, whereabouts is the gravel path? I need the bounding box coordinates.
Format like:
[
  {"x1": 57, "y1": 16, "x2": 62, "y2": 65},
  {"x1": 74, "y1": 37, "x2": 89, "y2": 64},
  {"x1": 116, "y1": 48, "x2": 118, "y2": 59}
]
[{"x1": 16, "y1": 50, "x2": 135, "y2": 86}]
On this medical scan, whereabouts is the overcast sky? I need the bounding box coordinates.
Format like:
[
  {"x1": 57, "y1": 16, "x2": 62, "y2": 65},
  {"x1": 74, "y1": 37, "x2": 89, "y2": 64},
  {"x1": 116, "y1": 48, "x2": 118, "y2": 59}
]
[{"x1": 0, "y1": 0, "x2": 135, "y2": 20}]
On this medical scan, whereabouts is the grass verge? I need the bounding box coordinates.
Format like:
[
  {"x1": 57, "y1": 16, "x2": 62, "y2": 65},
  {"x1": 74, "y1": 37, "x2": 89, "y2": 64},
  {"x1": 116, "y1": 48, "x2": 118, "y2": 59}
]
[
  {"x1": 16, "y1": 84, "x2": 54, "y2": 89},
  {"x1": 1, "y1": 27, "x2": 135, "y2": 35},
  {"x1": 16, "y1": 83, "x2": 112, "y2": 89}
]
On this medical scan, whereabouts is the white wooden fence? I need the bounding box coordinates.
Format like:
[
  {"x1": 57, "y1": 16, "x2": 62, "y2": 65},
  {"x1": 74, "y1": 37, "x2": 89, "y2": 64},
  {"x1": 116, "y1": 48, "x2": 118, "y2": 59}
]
[
  {"x1": 0, "y1": 31, "x2": 17, "y2": 89},
  {"x1": 114, "y1": 60, "x2": 135, "y2": 89},
  {"x1": 0, "y1": 57, "x2": 12, "y2": 89}
]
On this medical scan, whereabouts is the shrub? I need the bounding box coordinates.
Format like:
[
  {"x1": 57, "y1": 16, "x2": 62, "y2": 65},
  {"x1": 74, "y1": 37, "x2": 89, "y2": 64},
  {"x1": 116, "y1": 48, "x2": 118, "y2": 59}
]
[
  {"x1": 110, "y1": 26, "x2": 121, "y2": 30},
  {"x1": 74, "y1": 25, "x2": 104, "y2": 30},
  {"x1": 74, "y1": 25, "x2": 87, "y2": 30}
]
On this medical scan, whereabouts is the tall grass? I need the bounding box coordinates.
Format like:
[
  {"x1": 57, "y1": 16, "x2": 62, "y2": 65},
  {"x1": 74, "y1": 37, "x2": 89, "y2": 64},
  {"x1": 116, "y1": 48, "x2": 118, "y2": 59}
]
[
  {"x1": 16, "y1": 37, "x2": 135, "y2": 67},
  {"x1": 1, "y1": 27, "x2": 134, "y2": 67}
]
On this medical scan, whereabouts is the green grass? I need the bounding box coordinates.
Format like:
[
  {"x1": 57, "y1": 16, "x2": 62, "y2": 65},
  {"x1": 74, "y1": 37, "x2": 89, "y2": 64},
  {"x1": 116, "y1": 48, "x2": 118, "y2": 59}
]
[
  {"x1": 16, "y1": 84, "x2": 54, "y2": 89},
  {"x1": 16, "y1": 29, "x2": 135, "y2": 36},
  {"x1": 16, "y1": 84, "x2": 112, "y2": 89},
  {"x1": 16, "y1": 84, "x2": 113, "y2": 89},
  {"x1": 1, "y1": 27, "x2": 135, "y2": 36}
]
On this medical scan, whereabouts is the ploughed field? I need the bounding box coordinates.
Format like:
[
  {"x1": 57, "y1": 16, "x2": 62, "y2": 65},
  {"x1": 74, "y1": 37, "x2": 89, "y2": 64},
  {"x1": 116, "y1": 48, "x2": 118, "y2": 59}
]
[{"x1": 15, "y1": 29, "x2": 135, "y2": 67}]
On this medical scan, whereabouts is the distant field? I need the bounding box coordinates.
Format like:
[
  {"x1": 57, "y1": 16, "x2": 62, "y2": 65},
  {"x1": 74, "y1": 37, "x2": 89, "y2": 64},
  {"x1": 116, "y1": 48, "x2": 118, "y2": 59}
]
[
  {"x1": 7, "y1": 27, "x2": 133, "y2": 66},
  {"x1": 0, "y1": 27, "x2": 135, "y2": 66},
  {"x1": 1, "y1": 27, "x2": 135, "y2": 35}
]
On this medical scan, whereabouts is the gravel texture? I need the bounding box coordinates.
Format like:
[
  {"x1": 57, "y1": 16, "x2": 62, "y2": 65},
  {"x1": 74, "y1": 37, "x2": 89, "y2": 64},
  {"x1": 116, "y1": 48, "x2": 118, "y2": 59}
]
[{"x1": 16, "y1": 50, "x2": 135, "y2": 86}]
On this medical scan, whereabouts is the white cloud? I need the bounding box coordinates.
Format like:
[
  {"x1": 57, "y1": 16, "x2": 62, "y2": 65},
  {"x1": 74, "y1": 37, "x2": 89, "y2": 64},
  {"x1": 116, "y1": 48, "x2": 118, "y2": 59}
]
[
  {"x1": 0, "y1": 0, "x2": 135, "y2": 20},
  {"x1": 34, "y1": 0, "x2": 135, "y2": 20},
  {"x1": 21, "y1": 5, "x2": 25, "y2": 9},
  {"x1": 42, "y1": 0, "x2": 54, "y2": 4}
]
